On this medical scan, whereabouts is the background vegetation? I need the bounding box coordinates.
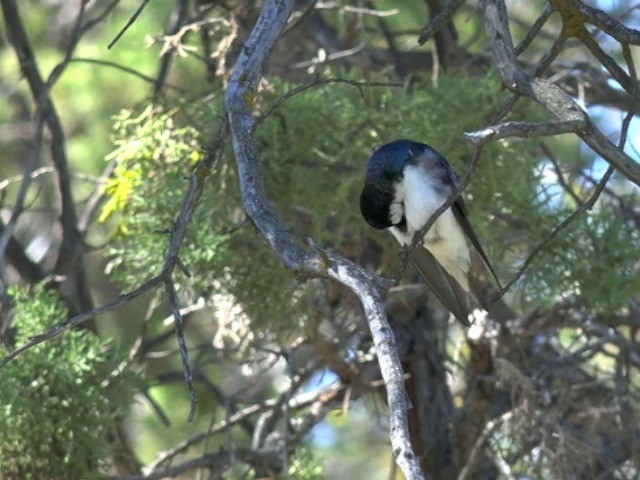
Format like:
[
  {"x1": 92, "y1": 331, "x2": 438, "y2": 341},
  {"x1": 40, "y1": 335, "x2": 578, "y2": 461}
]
[{"x1": 0, "y1": 0, "x2": 639, "y2": 478}]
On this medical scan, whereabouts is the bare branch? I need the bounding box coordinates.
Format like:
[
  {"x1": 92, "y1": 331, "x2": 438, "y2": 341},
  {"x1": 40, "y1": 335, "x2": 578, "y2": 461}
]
[
  {"x1": 0, "y1": 277, "x2": 161, "y2": 369},
  {"x1": 108, "y1": 0, "x2": 152, "y2": 49},
  {"x1": 152, "y1": 0, "x2": 190, "y2": 96},
  {"x1": 493, "y1": 165, "x2": 613, "y2": 302},
  {"x1": 78, "y1": 160, "x2": 114, "y2": 233},
  {"x1": 148, "y1": 382, "x2": 344, "y2": 472},
  {"x1": 561, "y1": 0, "x2": 640, "y2": 45},
  {"x1": 0, "y1": 105, "x2": 46, "y2": 279},
  {"x1": 418, "y1": 0, "x2": 466, "y2": 45},
  {"x1": 574, "y1": 25, "x2": 631, "y2": 92},
  {"x1": 118, "y1": 448, "x2": 282, "y2": 480},
  {"x1": 480, "y1": 0, "x2": 640, "y2": 187},
  {"x1": 70, "y1": 58, "x2": 186, "y2": 92},
  {"x1": 256, "y1": 76, "x2": 402, "y2": 125},
  {"x1": 458, "y1": 410, "x2": 516, "y2": 480},
  {"x1": 0, "y1": 0, "x2": 103, "y2": 320},
  {"x1": 0, "y1": 124, "x2": 226, "y2": 373},
  {"x1": 465, "y1": 120, "x2": 584, "y2": 145},
  {"x1": 164, "y1": 279, "x2": 198, "y2": 422},
  {"x1": 540, "y1": 142, "x2": 582, "y2": 205},
  {"x1": 514, "y1": 1, "x2": 552, "y2": 56}
]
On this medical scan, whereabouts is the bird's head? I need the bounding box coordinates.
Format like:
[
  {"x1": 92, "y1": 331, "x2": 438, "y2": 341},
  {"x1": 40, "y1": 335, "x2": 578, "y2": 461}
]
[
  {"x1": 359, "y1": 139, "x2": 431, "y2": 229},
  {"x1": 364, "y1": 139, "x2": 426, "y2": 182}
]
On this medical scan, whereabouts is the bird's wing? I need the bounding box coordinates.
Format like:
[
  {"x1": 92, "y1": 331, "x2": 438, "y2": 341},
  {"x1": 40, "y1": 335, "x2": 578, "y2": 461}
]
[
  {"x1": 451, "y1": 199, "x2": 501, "y2": 288},
  {"x1": 409, "y1": 245, "x2": 472, "y2": 326},
  {"x1": 435, "y1": 156, "x2": 501, "y2": 289}
]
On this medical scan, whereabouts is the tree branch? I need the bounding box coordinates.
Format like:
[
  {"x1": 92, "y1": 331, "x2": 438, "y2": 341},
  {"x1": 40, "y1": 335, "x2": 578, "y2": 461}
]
[
  {"x1": 418, "y1": 0, "x2": 466, "y2": 45},
  {"x1": 147, "y1": 382, "x2": 344, "y2": 472},
  {"x1": 480, "y1": 0, "x2": 640, "y2": 187},
  {"x1": 559, "y1": 0, "x2": 640, "y2": 45},
  {"x1": 223, "y1": 1, "x2": 423, "y2": 478},
  {"x1": 108, "y1": 0, "x2": 152, "y2": 49},
  {"x1": 118, "y1": 448, "x2": 282, "y2": 480},
  {"x1": 465, "y1": 120, "x2": 584, "y2": 145}
]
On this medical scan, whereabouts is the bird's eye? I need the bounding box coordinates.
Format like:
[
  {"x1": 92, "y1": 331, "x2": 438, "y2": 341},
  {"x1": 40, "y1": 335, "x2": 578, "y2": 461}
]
[{"x1": 436, "y1": 157, "x2": 447, "y2": 169}]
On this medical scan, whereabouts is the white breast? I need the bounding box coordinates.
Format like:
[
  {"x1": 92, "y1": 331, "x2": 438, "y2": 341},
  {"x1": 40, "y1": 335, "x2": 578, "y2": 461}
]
[{"x1": 390, "y1": 165, "x2": 471, "y2": 291}]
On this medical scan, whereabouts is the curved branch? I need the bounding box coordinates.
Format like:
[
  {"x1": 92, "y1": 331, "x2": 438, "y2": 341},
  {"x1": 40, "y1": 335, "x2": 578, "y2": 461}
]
[{"x1": 223, "y1": 1, "x2": 423, "y2": 478}]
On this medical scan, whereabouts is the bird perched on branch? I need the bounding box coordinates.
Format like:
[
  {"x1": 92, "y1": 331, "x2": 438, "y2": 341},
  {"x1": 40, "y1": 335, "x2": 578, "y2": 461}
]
[{"x1": 359, "y1": 139, "x2": 500, "y2": 325}]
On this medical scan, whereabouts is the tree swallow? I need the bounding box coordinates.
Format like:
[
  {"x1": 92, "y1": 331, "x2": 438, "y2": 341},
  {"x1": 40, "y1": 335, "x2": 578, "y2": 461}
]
[{"x1": 359, "y1": 139, "x2": 500, "y2": 325}]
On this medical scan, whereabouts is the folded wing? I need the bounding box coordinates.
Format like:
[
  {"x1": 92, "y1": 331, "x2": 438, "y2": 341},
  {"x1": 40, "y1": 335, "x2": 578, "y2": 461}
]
[{"x1": 408, "y1": 245, "x2": 472, "y2": 326}]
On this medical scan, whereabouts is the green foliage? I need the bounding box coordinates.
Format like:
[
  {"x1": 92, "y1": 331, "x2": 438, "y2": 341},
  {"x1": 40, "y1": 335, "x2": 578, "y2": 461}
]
[
  {"x1": 0, "y1": 286, "x2": 138, "y2": 479},
  {"x1": 101, "y1": 73, "x2": 550, "y2": 331},
  {"x1": 103, "y1": 71, "x2": 632, "y2": 340},
  {"x1": 287, "y1": 447, "x2": 324, "y2": 480},
  {"x1": 256, "y1": 73, "x2": 546, "y2": 282},
  {"x1": 524, "y1": 207, "x2": 640, "y2": 312},
  {"x1": 102, "y1": 105, "x2": 300, "y2": 328},
  {"x1": 103, "y1": 106, "x2": 229, "y2": 288},
  {"x1": 257, "y1": 74, "x2": 537, "y2": 244}
]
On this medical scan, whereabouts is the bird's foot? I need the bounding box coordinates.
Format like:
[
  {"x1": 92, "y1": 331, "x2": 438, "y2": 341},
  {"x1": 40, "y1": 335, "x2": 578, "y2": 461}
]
[
  {"x1": 410, "y1": 230, "x2": 425, "y2": 249},
  {"x1": 392, "y1": 246, "x2": 411, "y2": 278}
]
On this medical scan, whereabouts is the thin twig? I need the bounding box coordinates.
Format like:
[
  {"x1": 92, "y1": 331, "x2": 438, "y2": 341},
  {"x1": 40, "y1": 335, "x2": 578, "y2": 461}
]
[
  {"x1": 493, "y1": 165, "x2": 614, "y2": 301},
  {"x1": 458, "y1": 410, "x2": 516, "y2": 480},
  {"x1": 489, "y1": 5, "x2": 640, "y2": 301},
  {"x1": 410, "y1": 145, "x2": 484, "y2": 249},
  {"x1": 257, "y1": 76, "x2": 402, "y2": 125},
  {"x1": 418, "y1": 0, "x2": 466, "y2": 45},
  {"x1": 0, "y1": 125, "x2": 227, "y2": 375},
  {"x1": 108, "y1": 0, "x2": 152, "y2": 49},
  {"x1": 147, "y1": 382, "x2": 343, "y2": 471},
  {"x1": 291, "y1": 42, "x2": 365, "y2": 69},
  {"x1": 78, "y1": 160, "x2": 115, "y2": 233},
  {"x1": 118, "y1": 449, "x2": 282, "y2": 480},
  {"x1": 540, "y1": 142, "x2": 582, "y2": 206},
  {"x1": 152, "y1": 0, "x2": 190, "y2": 97},
  {"x1": 70, "y1": 58, "x2": 186, "y2": 91},
  {"x1": 164, "y1": 279, "x2": 198, "y2": 422},
  {"x1": 514, "y1": 2, "x2": 552, "y2": 56},
  {"x1": 0, "y1": 277, "x2": 161, "y2": 369}
]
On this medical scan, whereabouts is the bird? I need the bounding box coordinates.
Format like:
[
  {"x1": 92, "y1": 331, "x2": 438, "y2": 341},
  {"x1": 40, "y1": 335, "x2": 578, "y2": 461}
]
[{"x1": 359, "y1": 139, "x2": 500, "y2": 325}]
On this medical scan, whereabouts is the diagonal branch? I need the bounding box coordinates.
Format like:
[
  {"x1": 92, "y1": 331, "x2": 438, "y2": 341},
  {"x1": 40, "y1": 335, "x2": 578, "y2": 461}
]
[
  {"x1": 561, "y1": 0, "x2": 640, "y2": 45},
  {"x1": 491, "y1": 33, "x2": 640, "y2": 303},
  {"x1": 223, "y1": 1, "x2": 423, "y2": 478},
  {"x1": 480, "y1": 0, "x2": 640, "y2": 187},
  {"x1": 417, "y1": 0, "x2": 466, "y2": 45},
  {"x1": 410, "y1": 145, "x2": 484, "y2": 250},
  {"x1": 492, "y1": 165, "x2": 613, "y2": 302}
]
